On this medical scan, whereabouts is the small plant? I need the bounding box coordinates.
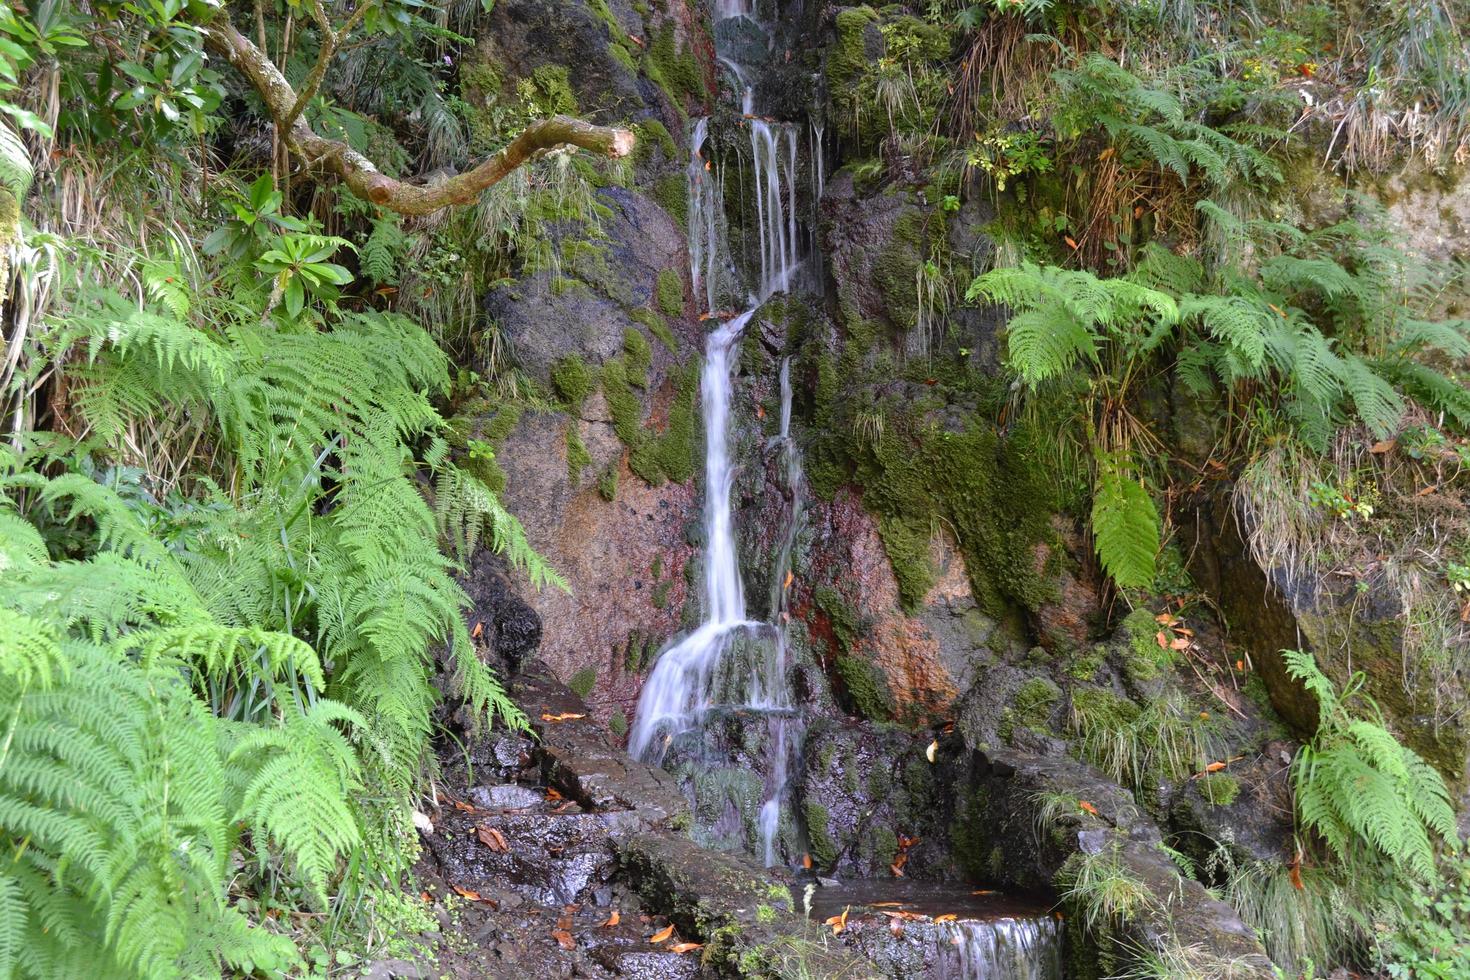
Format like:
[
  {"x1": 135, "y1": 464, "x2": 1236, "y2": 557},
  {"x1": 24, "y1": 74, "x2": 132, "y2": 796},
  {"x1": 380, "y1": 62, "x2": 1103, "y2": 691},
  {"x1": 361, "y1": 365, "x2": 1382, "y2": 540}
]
[
  {"x1": 1446, "y1": 562, "x2": 1470, "y2": 595},
  {"x1": 1059, "y1": 845, "x2": 1157, "y2": 931},
  {"x1": 968, "y1": 128, "x2": 1054, "y2": 192},
  {"x1": 1306, "y1": 480, "x2": 1374, "y2": 521}
]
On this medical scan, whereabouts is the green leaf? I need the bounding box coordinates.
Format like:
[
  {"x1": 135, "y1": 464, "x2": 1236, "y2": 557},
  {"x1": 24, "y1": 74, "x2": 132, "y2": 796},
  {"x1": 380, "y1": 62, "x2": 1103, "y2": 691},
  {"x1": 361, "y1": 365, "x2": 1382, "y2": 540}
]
[{"x1": 1091, "y1": 452, "x2": 1158, "y2": 589}]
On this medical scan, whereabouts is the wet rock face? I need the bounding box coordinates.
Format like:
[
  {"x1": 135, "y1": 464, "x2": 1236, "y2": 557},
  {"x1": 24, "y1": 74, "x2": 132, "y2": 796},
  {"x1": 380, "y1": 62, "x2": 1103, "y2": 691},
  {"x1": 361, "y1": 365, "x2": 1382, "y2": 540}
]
[
  {"x1": 458, "y1": 550, "x2": 542, "y2": 670},
  {"x1": 794, "y1": 718, "x2": 954, "y2": 879}
]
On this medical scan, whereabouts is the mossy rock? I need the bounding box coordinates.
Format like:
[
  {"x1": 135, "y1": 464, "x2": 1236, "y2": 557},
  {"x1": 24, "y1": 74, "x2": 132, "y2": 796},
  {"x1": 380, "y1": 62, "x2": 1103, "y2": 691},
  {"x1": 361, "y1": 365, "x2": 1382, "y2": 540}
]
[
  {"x1": 568, "y1": 666, "x2": 597, "y2": 699},
  {"x1": 656, "y1": 267, "x2": 685, "y2": 317},
  {"x1": 834, "y1": 654, "x2": 894, "y2": 721},
  {"x1": 1198, "y1": 772, "x2": 1240, "y2": 807}
]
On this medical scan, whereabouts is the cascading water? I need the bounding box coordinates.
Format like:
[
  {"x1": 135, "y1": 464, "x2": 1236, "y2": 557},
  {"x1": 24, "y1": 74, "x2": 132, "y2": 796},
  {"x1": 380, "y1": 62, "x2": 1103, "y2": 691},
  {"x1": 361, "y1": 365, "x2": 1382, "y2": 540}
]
[
  {"x1": 629, "y1": 4, "x2": 809, "y2": 868},
  {"x1": 936, "y1": 917, "x2": 1064, "y2": 980}
]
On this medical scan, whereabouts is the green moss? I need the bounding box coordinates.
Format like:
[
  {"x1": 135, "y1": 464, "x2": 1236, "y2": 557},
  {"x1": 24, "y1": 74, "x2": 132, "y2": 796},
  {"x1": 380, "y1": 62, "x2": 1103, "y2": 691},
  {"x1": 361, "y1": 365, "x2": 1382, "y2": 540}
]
[
  {"x1": 601, "y1": 357, "x2": 644, "y2": 447},
  {"x1": 1121, "y1": 607, "x2": 1173, "y2": 682},
  {"x1": 652, "y1": 578, "x2": 673, "y2": 609},
  {"x1": 630, "y1": 306, "x2": 678, "y2": 352},
  {"x1": 828, "y1": 6, "x2": 880, "y2": 93},
  {"x1": 566, "y1": 425, "x2": 592, "y2": 484},
  {"x1": 598, "y1": 463, "x2": 619, "y2": 501},
  {"x1": 635, "y1": 118, "x2": 677, "y2": 164},
  {"x1": 870, "y1": 826, "x2": 899, "y2": 868},
  {"x1": 656, "y1": 268, "x2": 685, "y2": 317},
  {"x1": 1198, "y1": 772, "x2": 1240, "y2": 807},
  {"x1": 873, "y1": 210, "x2": 928, "y2": 331},
  {"x1": 802, "y1": 801, "x2": 838, "y2": 869},
  {"x1": 813, "y1": 585, "x2": 863, "y2": 652},
  {"x1": 565, "y1": 239, "x2": 635, "y2": 306},
  {"x1": 529, "y1": 65, "x2": 578, "y2": 115},
  {"x1": 1014, "y1": 677, "x2": 1062, "y2": 727},
  {"x1": 624, "y1": 327, "x2": 652, "y2": 387},
  {"x1": 647, "y1": 22, "x2": 705, "y2": 104},
  {"x1": 1068, "y1": 644, "x2": 1107, "y2": 681},
  {"x1": 835, "y1": 655, "x2": 893, "y2": 721},
  {"x1": 609, "y1": 40, "x2": 638, "y2": 74},
  {"x1": 755, "y1": 904, "x2": 777, "y2": 924},
  {"x1": 551, "y1": 355, "x2": 596, "y2": 413},
  {"x1": 483, "y1": 405, "x2": 523, "y2": 444},
  {"x1": 609, "y1": 709, "x2": 628, "y2": 737},
  {"x1": 650, "y1": 172, "x2": 689, "y2": 230},
  {"x1": 568, "y1": 666, "x2": 597, "y2": 699}
]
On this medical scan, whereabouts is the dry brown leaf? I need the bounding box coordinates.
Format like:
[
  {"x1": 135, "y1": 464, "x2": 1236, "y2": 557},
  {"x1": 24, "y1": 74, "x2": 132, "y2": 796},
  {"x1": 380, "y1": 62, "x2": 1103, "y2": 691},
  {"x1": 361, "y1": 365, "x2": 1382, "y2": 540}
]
[
  {"x1": 933, "y1": 913, "x2": 958, "y2": 923},
  {"x1": 783, "y1": 570, "x2": 794, "y2": 590},
  {"x1": 451, "y1": 800, "x2": 479, "y2": 813},
  {"x1": 870, "y1": 902, "x2": 906, "y2": 908},
  {"x1": 1064, "y1": 235, "x2": 1079, "y2": 250},
  {"x1": 650, "y1": 924, "x2": 675, "y2": 944},
  {"x1": 1154, "y1": 612, "x2": 1177, "y2": 626},
  {"x1": 1170, "y1": 637, "x2": 1191, "y2": 651},
  {"x1": 600, "y1": 909, "x2": 620, "y2": 928},
  {"x1": 970, "y1": 889, "x2": 997, "y2": 896},
  {"x1": 545, "y1": 788, "x2": 563, "y2": 801},
  {"x1": 1156, "y1": 631, "x2": 1169, "y2": 649},
  {"x1": 925, "y1": 739, "x2": 938, "y2": 763},
  {"x1": 476, "y1": 825, "x2": 509, "y2": 853},
  {"x1": 471, "y1": 621, "x2": 484, "y2": 639},
  {"x1": 801, "y1": 852, "x2": 812, "y2": 869},
  {"x1": 420, "y1": 891, "x2": 434, "y2": 903},
  {"x1": 1369, "y1": 440, "x2": 1395, "y2": 454},
  {"x1": 552, "y1": 929, "x2": 575, "y2": 950}
]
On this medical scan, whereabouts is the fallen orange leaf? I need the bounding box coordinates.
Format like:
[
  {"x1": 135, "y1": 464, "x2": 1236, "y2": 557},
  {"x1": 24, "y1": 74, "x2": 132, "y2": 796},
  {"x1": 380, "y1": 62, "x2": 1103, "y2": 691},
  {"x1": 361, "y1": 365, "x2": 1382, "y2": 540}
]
[
  {"x1": 801, "y1": 852, "x2": 812, "y2": 869},
  {"x1": 1236, "y1": 659, "x2": 1245, "y2": 671},
  {"x1": 552, "y1": 928, "x2": 575, "y2": 950},
  {"x1": 421, "y1": 890, "x2": 434, "y2": 903},
  {"x1": 471, "y1": 621, "x2": 484, "y2": 639},
  {"x1": 870, "y1": 902, "x2": 906, "y2": 908},
  {"x1": 670, "y1": 942, "x2": 703, "y2": 954},
  {"x1": 541, "y1": 712, "x2": 586, "y2": 722},
  {"x1": 476, "y1": 825, "x2": 509, "y2": 853},
  {"x1": 1154, "y1": 612, "x2": 1177, "y2": 626},
  {"x1": 783, "y1": 570, "x2": 794, "y2": 590},
  {"x1": 451, "y1": 885, "x2": 485, "y2": 902},
  {"x1": 600, "y1": 909, "x2": 620, "y2": 928},
  {"x1": 1156, "y1": 631, "x2": 1169, "y2": 649},
  {"x1": 1064, "y1": 235, "x2": 1079, "y2": 250},
  {"x1": 1079, "y1": 801, "x2": 1099, "y2": 816},
  {"x1": 650, "y1": 924, "x2": 675, "y2": 943},
  {"x1": 933, "y1": 913, "x2": 958, "y2": 923},
  {"x1": 546, "y1": 788, "x2": 563, "y2": 801},
  {"x1": 1098, "y1": 146, "x2": 1116, "y2": 161},
  {"x1": 1204, "y1": 761, "x2": 1227, "y2": 773},
  {"x1": 1170, "y1": 637, "x2": 1191, "y2": 651},
  {"x1": 970, "y1": 889, "x2": 997, "y2": 896}
]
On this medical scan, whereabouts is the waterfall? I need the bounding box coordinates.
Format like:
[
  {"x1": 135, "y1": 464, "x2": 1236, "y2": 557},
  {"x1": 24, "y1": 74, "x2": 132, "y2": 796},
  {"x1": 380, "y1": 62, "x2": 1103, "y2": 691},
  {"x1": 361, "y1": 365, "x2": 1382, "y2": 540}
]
[
  {"x1": 631, "y1": 60, "x2": 811, "y2": 866},
  {"x1": 937, "y1": 917, "x2": 1064, "y2": 980}
]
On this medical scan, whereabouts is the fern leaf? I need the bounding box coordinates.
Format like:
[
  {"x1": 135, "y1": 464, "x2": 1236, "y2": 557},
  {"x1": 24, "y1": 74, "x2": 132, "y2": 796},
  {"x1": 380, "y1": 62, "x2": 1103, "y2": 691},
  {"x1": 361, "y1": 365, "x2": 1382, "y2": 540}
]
[
  {"x1": 0, "y1": 117, "x2": 32, "y2": 198},
  {"x1": 1091, "y1": 452, "x2": 1159, "y2": 589}
]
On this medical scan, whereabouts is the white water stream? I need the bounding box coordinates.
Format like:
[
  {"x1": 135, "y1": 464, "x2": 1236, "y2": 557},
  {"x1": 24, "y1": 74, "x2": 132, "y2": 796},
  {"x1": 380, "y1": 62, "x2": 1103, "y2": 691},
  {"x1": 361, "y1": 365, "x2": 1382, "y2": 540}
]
[{"x1": 630, "y1": 10, "x2": 809, "y2": 864}]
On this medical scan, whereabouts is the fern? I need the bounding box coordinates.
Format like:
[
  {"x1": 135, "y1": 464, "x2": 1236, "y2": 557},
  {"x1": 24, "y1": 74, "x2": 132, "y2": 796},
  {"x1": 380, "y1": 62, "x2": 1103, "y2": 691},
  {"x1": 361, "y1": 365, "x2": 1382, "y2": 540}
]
[
  {"x1": 1283, "y1": 651, "x2": 1457, "y2": 881},
  {"x1": 1092, "y1": 451, "x2": 1160, "y2": 589},
  {"x1": 0, "y1": 116, "x2": 31, "y2": 197},
  {"x1": 360, "y1": 215, "x2": 408, "y2": 285}
]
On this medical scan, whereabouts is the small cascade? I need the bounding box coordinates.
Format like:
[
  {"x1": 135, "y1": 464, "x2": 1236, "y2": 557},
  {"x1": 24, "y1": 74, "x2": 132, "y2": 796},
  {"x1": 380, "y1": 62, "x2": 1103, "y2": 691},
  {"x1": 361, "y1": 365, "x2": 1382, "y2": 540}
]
[
  {"x1": 809, "y1": 884, "x2": 1065, "y2": 980},
  {"x1": 936, "y1": 918, "x2": 1064, "y2": 980},
  {"x1": 746, "y1": 88, "x2": 801, "y2": 298}
]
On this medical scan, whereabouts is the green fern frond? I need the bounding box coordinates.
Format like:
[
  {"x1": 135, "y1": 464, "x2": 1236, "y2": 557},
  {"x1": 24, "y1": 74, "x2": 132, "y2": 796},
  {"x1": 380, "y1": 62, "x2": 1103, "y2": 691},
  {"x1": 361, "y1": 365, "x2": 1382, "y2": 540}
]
[
  {"x1": 0, "y1": 117, "x2": 32, "y2": 197},
  {"x1": 1091, "y1": 452, "x2": 1159, "y2": 589}
]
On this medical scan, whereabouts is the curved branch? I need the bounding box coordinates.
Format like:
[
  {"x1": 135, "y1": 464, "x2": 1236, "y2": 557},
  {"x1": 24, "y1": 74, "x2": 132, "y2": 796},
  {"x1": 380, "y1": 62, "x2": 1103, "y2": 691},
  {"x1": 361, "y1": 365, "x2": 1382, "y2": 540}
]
[{"x1": 203, "y1": 12, "x2": 635, "y2": 217}]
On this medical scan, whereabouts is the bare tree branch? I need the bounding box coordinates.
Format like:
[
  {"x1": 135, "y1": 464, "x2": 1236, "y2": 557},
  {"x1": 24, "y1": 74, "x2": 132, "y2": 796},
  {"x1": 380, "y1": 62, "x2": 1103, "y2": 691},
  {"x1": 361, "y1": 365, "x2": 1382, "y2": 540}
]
[{"x1": 203, "y1": 10, "x2": 635, "y2": 217}]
